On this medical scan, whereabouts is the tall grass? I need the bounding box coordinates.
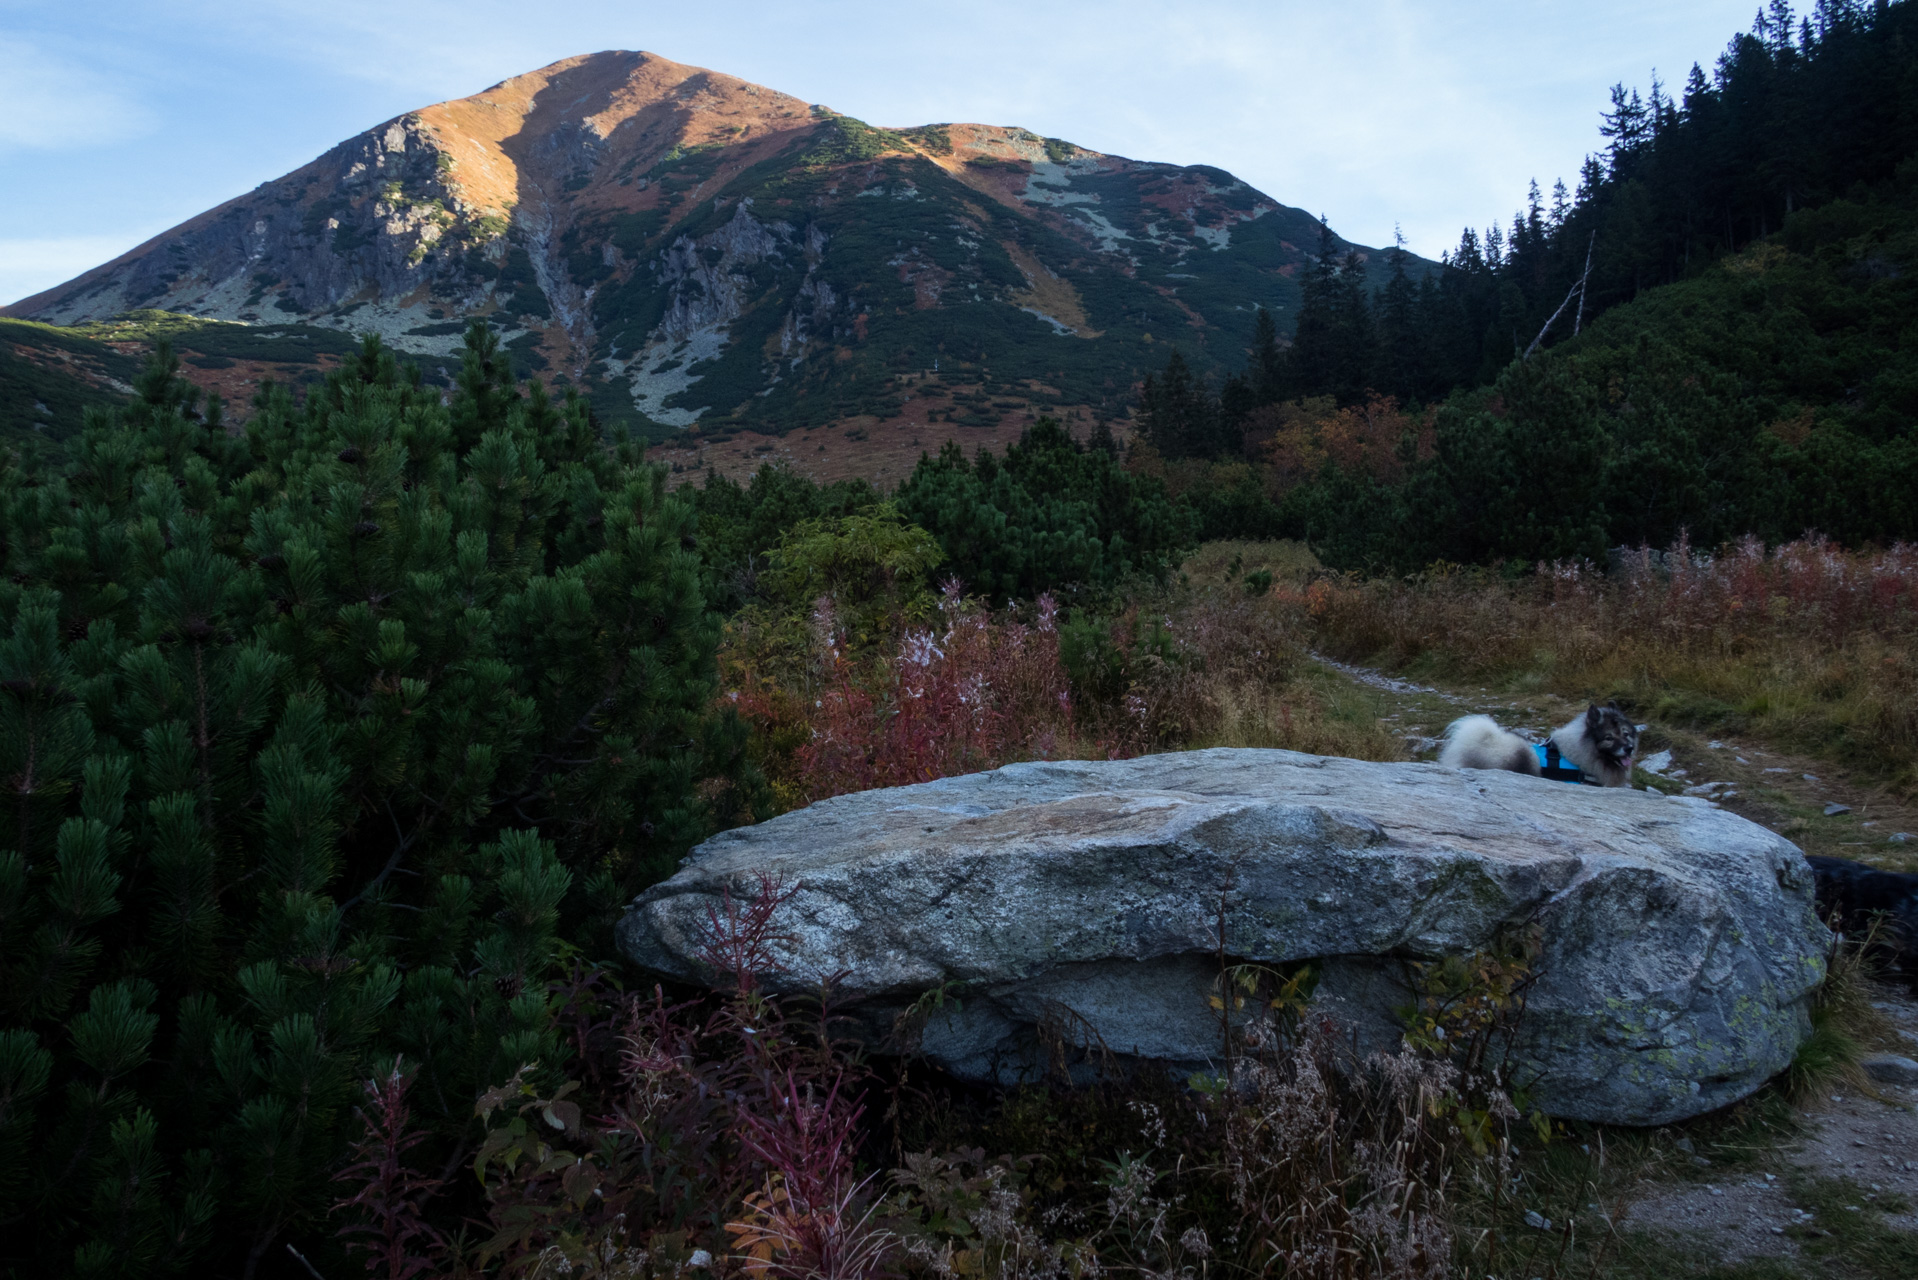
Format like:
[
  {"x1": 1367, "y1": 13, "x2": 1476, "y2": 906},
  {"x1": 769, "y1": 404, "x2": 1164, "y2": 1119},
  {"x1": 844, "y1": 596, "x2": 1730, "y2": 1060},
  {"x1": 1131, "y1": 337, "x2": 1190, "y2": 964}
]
[
  {"x1": 1305, "y1": 536, "x2": 1918, "y2": 787},
  {"x1": 724, "y1": 576, "x2": 1400, "y2": 809}
]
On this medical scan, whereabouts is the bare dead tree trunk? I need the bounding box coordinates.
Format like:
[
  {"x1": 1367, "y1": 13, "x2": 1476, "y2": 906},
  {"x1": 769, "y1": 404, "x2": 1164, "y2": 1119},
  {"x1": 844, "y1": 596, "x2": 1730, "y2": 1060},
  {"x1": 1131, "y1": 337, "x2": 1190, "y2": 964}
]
[
  {"x1": 1526, "y1": 231, "x2": 1598, "y2": 358},
  {"x1": 1572, "y1": 229, "x2": 1595, "y2": 336}
]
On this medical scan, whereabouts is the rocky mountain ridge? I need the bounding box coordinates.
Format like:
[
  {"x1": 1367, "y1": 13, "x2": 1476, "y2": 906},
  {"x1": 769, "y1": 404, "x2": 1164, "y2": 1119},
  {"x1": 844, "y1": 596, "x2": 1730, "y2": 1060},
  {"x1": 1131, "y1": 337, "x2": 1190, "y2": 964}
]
[{"x1": 8, "y1": 50, "x2": 1422, "y2": 448}]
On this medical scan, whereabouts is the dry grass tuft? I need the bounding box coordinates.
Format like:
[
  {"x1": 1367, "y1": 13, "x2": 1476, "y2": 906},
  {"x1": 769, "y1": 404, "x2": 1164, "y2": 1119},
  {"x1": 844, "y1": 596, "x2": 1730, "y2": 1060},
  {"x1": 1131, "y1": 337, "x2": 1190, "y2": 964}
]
[{"x1": 1304, "y1": 536, "x2": 1918, "y2": 791}]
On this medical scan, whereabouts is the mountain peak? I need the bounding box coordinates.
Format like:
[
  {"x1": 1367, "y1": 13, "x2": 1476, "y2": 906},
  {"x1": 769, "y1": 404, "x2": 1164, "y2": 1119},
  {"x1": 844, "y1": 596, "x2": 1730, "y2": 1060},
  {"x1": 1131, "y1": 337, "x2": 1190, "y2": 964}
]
[
  {"x1": 413, "y1": 51, "x2": 819, "y2": 221},
  {"x1": 8, "y1": 51, "x2": 1415, "y2": 474}
]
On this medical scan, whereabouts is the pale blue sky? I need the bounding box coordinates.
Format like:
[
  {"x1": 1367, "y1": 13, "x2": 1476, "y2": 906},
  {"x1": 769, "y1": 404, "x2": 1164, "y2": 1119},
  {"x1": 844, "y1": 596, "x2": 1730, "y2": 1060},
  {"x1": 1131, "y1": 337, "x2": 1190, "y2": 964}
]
[{"x1": 1, "y1": 0, "x2": 1763, "y2": 306}]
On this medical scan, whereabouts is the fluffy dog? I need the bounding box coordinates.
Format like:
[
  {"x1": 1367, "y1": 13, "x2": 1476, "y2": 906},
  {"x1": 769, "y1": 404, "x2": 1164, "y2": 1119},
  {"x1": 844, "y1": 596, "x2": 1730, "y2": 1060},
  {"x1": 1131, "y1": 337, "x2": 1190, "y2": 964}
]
[
  {"x1": 1438, "y1": 703, "x2": 1638, "y2": 787},
  {"x1": 1438, "y1": 714, "x2": 1540, "y2": 775},
  {"x1": 1547, "y1": 703, "x2": 1638, "y2": 788}
]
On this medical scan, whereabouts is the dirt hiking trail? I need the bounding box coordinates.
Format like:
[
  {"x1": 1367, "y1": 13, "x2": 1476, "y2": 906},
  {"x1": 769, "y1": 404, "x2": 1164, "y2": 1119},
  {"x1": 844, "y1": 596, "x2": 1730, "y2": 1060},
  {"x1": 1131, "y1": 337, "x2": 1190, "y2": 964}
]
[{"x1": 1308, "y1": 654, "x2": 1918, "y2": 1276}]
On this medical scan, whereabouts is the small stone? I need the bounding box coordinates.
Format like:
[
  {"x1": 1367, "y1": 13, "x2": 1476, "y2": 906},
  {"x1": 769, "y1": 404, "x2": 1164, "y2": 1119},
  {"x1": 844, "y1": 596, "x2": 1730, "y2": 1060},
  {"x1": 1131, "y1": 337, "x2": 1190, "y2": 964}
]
[
  {"x1": 1692, "y1": 1155, "x2": 1713, "y2": 1167},
  {"x1": 1676, "y1": 1136, "x2": 1695, "y2": 1153},
  {"x1": 1523, "y1": 1210, "x2": 1552, "y2": 1231},
  {"x1": 1709, "y1": 740, "x2": 1726, "y2": 749},
  {"x1": 1639, "y1": 750, "x2": 1673, "y2": 774},
  {"x1": 1803, "y1": 773, "x2": 1820, "y2": 782},
  {"x1": 1889, "y1": 832, "x2": 1912, "y2": 844},
  {"x1": 1764, "y1": 767, "x2": 1789, "y2": 773},
  {"x1": 1736, "y1": 756, "x2": 1750, "y2": 764},
  {"x1": 1825, "y1": 803, "x2": 1852, "y2": 816},
  {"x1": 1861, "y1": 1055, "x2": 1918, "y2": 1086}
]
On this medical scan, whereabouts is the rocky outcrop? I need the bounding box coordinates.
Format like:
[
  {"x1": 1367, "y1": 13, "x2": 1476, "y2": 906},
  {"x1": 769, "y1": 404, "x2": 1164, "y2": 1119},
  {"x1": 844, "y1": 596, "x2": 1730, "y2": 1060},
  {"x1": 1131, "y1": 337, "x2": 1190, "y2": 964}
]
[
  {"x1": 23, "y1": 113, "x2": 493, "y2": 327},
  {"x1": 620, "y1": 749, "x2": 1829, "y2": 1126}
]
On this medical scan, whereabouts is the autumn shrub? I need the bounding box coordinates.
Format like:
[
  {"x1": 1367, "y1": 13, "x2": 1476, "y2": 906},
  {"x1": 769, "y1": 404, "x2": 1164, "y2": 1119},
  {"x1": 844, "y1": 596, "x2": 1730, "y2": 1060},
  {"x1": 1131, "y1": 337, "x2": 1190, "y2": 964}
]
[
  {"x1": 329, "y1": 878, "x2": 1561, "y2": 1280},
  {"x1": 727, "y1": 581, "x2": 1077, "y2": 804},
  {"x1": 1306, "y1": 535, "x2": 1918, "y2": 783},
  {"x1": 728, "y1": 568, "x2": 1403, "y2": 808}
]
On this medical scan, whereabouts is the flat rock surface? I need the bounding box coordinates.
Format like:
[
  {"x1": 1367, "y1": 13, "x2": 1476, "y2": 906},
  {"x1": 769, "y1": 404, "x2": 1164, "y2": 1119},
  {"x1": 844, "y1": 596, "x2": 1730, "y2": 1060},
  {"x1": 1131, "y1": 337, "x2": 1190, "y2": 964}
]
[{"x1": 620, "y1": 749, "x2": 1830, "y2": 1124}]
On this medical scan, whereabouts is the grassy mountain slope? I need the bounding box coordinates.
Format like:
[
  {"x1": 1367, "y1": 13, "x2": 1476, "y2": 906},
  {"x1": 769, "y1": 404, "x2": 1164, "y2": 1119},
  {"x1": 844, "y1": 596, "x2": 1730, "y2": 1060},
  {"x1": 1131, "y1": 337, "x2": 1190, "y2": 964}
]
[
  {"x1": 0, "y1": 312, "x2": 381, "y2": 459},
  {"x1": 0, "y1": 318, "x2": 137, "y2": 450}
]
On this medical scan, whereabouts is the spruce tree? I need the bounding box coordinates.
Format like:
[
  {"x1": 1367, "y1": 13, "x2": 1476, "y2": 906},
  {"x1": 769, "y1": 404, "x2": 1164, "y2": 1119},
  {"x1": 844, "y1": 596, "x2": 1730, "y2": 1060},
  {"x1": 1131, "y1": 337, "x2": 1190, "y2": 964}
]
[
  {"x1": 1373, "y1": 231, "x2": 1424, "y2": 401},
  {"x1": 1281, "y1": 220, "x2": 1376, "y2": 404},
  {"x1": 1135, "y1": 349, "x2": 1216, "y2": 459}
]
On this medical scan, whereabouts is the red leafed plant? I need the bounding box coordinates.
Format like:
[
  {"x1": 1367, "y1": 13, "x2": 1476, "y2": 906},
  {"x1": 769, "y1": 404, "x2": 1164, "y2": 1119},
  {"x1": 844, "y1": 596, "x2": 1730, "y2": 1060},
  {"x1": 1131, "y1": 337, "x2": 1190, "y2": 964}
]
[
  {"x1": 795, "y1": 583, "x2": 1074, "y2": 800},
  {"x1": 440, "y1": 872, "x2": 896, "y2": 1277},
  {"x1": 726, "y1": 1069, "x2": 894, "y2": 1280},
  {"x1": 331, "y1": 1058, "x2": 448, "y2": 1280},
  {"x1": 700, "y1": 872, "x2": 802, "y2": 994}
]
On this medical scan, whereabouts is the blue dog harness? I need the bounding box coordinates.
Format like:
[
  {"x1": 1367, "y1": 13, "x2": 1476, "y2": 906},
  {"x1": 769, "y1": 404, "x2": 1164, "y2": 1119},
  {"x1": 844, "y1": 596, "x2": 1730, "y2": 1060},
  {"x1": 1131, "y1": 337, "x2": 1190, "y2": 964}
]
[{"x1": 1535, "y1": 740, "x2": 1590, "y2": 784}]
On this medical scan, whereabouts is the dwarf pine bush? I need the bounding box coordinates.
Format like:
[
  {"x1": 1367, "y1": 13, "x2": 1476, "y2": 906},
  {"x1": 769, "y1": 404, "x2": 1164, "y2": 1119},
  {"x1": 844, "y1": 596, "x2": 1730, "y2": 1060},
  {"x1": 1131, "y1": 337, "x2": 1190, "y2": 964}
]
[{"x1": 0, "y1": 324, "x2": 763, "y2": 1275}]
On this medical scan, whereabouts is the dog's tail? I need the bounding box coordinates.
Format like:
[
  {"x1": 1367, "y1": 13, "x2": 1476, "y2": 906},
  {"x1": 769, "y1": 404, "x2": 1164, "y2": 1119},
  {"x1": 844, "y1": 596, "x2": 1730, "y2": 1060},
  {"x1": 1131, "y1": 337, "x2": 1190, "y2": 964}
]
[{"x1": 1439, "y1": 714, "x2": 1541, "y2": 776}]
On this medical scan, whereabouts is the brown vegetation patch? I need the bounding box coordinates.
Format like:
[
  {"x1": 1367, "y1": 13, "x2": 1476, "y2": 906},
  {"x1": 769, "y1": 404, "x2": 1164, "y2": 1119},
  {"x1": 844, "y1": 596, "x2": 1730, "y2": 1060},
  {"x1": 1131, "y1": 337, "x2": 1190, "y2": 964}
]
[
  {"x1": 1001, "y1": 241, "x2": 1098, "y2": 335},
  {"x1": 175, "y1": 352, "x2": 342, "y2": 414},
  {"x1": 649, "y1": 396, "x2": 1123, "y2": 490}
]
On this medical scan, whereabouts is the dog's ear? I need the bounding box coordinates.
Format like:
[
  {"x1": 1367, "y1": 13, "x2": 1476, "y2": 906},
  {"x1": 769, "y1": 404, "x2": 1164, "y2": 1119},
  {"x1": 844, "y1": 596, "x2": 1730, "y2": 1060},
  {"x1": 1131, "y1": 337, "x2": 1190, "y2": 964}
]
[{"x1": 1586, "y1": 703, "x2": 1603, "y2": 725}]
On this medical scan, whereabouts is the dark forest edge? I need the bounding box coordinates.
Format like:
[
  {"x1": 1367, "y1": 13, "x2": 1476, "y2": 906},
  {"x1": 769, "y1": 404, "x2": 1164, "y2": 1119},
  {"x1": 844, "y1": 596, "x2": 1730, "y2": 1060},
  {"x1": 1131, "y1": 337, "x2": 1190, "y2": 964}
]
[{"x1": 1136, "y1": 0, "x2": 1918, "y2": 568}]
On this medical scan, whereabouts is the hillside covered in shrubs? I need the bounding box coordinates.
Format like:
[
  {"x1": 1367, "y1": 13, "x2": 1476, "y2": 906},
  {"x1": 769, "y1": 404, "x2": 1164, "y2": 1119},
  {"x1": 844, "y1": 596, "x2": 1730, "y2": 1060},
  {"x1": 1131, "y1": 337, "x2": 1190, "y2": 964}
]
[
  {"x1": 1135, "y1": 0, "x2": 1918, "y2": 567},
  {"x1": 7, "y1": 312, "x2": 1915, "y2": 1276}
]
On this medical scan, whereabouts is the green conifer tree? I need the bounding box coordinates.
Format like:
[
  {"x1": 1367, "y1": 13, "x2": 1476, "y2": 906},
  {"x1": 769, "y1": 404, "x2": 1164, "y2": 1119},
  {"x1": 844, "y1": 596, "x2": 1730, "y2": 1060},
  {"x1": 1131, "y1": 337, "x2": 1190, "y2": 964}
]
[{"x1": 0, "y1": 322, "x2": 761, "y2": 1276}]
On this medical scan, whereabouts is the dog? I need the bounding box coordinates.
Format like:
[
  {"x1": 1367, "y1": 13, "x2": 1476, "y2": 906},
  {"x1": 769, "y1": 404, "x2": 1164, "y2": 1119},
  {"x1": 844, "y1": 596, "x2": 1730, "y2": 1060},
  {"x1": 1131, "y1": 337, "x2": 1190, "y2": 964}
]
[
  {"x1": 1438, "y1": 703, "x2": 1638, "y2": 787},
  {"x1": 1438, "y1": 714, "x2": 1540, "y2": 775},
  {"x1": 1547, "y1": 703, "x2": 1638, "y2": 788},
  {"x1": 1807, "y1": 855, "x2": 1918, "y2": 978}
]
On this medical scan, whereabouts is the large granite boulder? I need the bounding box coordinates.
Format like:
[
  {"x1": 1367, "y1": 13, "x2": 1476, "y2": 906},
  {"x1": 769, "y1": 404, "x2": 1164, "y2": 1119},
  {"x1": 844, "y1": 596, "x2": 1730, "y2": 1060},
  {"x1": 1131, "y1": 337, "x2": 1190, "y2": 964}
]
[{"x1": 619, "y1": 749, "x2": 1829, "y2": 1125}]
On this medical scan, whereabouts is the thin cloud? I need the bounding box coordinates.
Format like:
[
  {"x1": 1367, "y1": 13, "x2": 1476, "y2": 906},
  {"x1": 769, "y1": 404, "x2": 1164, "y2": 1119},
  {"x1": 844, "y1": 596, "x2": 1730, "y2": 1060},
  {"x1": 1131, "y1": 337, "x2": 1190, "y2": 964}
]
[{"x1": 0, "y1": 37, "x2": 156, "y2": 150}]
